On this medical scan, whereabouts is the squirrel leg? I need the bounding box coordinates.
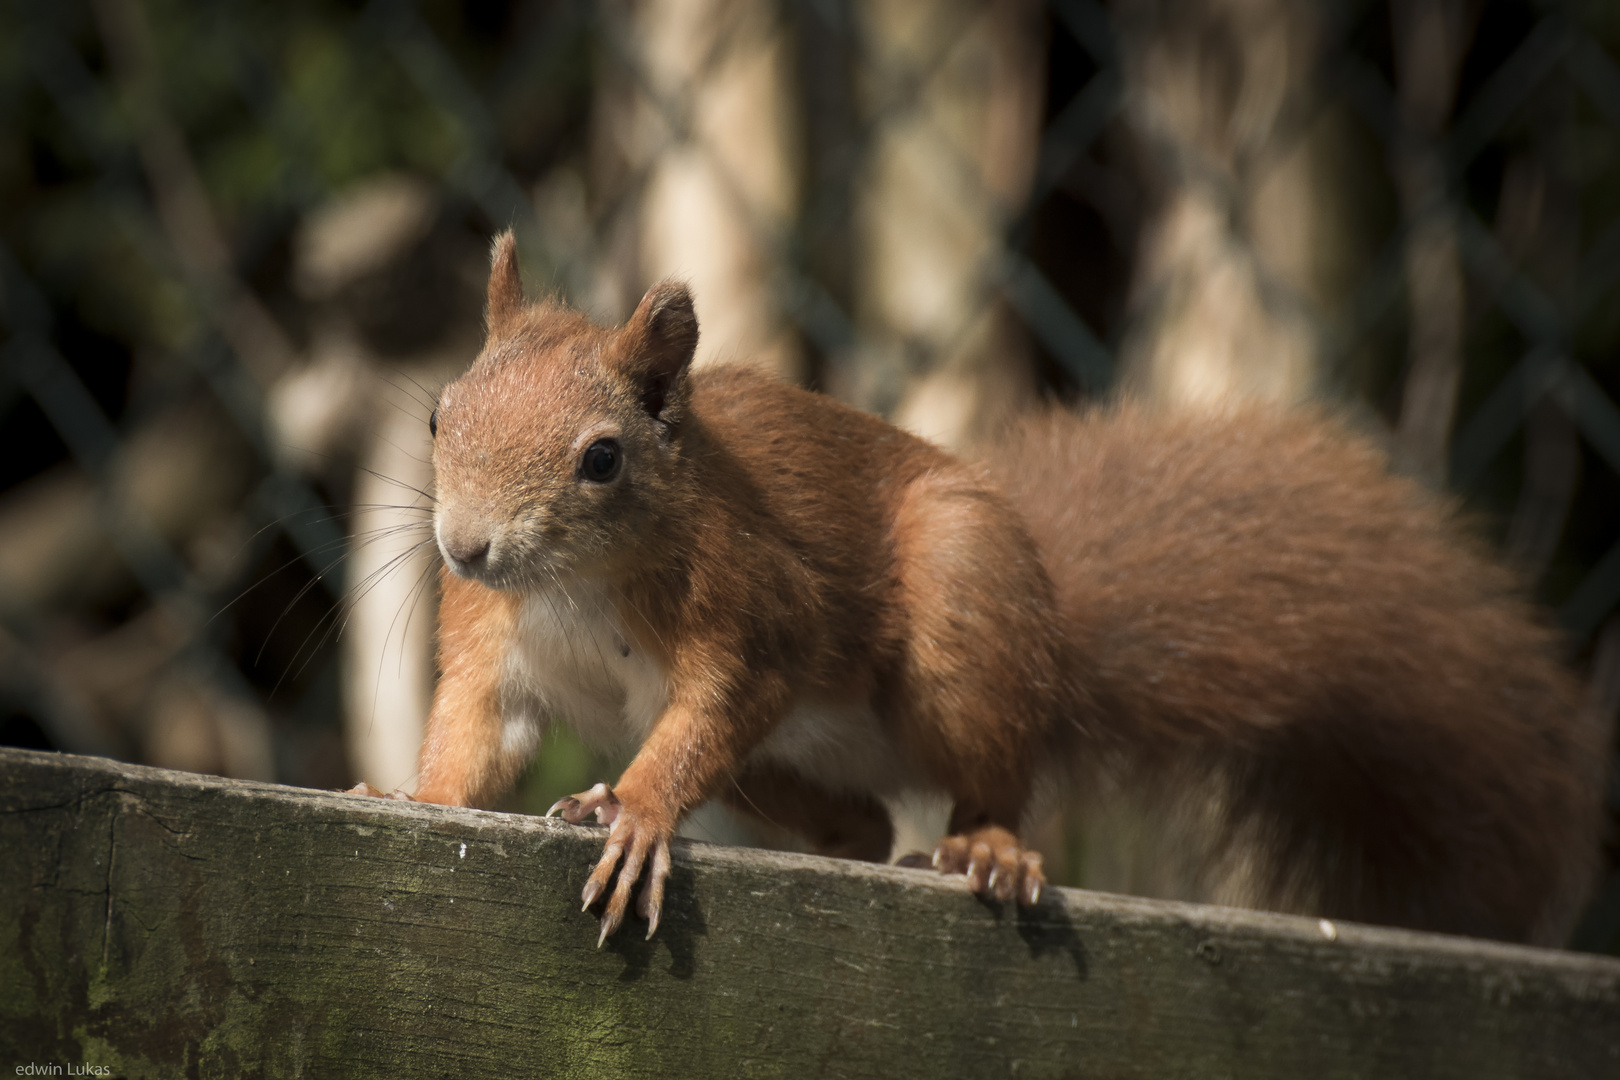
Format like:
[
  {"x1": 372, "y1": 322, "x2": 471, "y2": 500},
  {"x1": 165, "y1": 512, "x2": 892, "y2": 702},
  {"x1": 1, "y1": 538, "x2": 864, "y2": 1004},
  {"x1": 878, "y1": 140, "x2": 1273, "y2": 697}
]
[
  {"x1": 569, "y1": 673, "x2": 788, "y2": 943},
  {"x1": 370, "y1": 571, "x2": 526, "y2": 808},
  {"x1": 721, "y1": 763, "x2": 895, "y2": 862},
  {"x1": 886, "y1": 469, "x2": 1069, "y2": 907}
]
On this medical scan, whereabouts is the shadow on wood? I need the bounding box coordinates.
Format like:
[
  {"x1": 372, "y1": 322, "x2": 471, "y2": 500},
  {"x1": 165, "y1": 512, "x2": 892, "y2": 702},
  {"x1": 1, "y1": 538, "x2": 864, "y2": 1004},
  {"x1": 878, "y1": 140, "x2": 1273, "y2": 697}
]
[{"x1": 1, "y1": 747, "x2": 1617, "y2": 1078}]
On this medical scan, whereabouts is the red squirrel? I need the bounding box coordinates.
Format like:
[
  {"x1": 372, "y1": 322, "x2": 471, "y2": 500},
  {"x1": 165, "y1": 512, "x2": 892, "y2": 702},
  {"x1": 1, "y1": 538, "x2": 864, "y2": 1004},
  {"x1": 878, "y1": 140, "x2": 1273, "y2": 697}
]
[{"x1": 352, "y1": 231, "x2": 1604, "y2": 947}]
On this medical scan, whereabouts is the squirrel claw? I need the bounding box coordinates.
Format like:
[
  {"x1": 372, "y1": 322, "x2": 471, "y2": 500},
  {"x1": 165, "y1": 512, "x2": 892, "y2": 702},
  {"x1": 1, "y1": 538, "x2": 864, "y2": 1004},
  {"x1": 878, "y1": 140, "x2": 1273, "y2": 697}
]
[
  {"x1": 597, "y1": 908, "x2": 621, "y2": 947},
  {"x1": 635, "y1": 840, "x2": 672, "y2": 939},
  {"x1": 581, "y1": 808, "x2": 673, "y2": 944},
  {"x1": 547, "y1": 781, "x2": 621, "y2": 825},
  {"x1": 933, "y1": 826, "x2": 1045, "y2": 907}
]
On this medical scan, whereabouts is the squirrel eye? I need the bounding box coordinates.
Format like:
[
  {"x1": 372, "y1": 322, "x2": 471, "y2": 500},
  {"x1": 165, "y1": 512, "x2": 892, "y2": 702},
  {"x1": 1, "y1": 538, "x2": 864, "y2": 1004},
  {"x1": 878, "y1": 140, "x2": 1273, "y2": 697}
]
[
  {"x1": 429, "y1": 408, "x2": 438, "y2": 438},
  {"x1": 581, "y1": 438, "x2": 621, "y2": 483}
]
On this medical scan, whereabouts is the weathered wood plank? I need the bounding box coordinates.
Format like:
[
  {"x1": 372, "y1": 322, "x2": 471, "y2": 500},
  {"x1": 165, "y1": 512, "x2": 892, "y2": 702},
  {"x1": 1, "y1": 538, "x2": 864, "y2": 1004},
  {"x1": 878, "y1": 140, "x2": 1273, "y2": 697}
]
[{"x1": 1, "y1": 746, "x2": 1617, "y2": 1078}]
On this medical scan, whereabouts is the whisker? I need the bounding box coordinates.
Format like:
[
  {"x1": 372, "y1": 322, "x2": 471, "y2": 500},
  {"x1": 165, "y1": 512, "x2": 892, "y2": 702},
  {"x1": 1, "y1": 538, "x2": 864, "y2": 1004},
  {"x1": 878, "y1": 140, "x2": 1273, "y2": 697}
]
[
  {"x1": 212, "y1": 499, "x2": 433, "y2": 627},
  {"x1": 253, "y1": 551, "x2": 357, "y2": 667},
  {"x1": 383, "y1": 368, "x2": 445, "y2": 416},
  {"x1": 263, "y1": 531, "x2": 432, "y2": 681},
  {"x1": 727, "y1": 777, "x2": 786, "y2": 834},
  {"x1": 355, "y1": 464, "x2": 438, "y2": 506},
  {"x1": 277, "y1": 537, "x2": 437, "y2": 692},
  {"x1": 212, "y1": 538, "x2": 346, "y2": 630},
  {"x1": 346, "y1": 503, "x2": 437, "y2": 517},
  {"x1": 615, "y1": 581, "x2": 672, "y2": 659},
  {"x1": 249, "y1": 521, "x2": 438, "y2": 656},
  {"x1": 361, "y1": 549, "x2": 441, "y2": 743},
  {"x1": 395, "y1": 557, "x2": 440, "y2": 680},
  {"x1": 371, "y1": 429, "x2": 436, "y2": 471}
]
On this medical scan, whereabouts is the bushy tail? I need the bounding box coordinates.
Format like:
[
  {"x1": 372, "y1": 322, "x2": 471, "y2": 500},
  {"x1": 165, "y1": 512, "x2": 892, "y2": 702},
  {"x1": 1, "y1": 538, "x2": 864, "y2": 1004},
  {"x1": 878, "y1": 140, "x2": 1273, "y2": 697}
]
[{"x1": 984, "y1": 402, "x2": 1607, "y2": 944}]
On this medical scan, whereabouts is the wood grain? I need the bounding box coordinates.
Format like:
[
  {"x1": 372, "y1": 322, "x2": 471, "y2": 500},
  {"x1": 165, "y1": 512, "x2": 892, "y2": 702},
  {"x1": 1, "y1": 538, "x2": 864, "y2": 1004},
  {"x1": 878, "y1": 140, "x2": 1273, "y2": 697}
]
[{"x1": 1, "y1": 746, "x2": 1617, "y2": 1078}]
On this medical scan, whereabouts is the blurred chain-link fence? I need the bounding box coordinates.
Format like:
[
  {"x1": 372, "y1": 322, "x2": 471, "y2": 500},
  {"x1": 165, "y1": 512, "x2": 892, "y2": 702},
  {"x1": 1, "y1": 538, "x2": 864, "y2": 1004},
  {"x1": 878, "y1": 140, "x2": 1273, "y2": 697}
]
[{"x1": 2, "y1": 0, "x2": 1619, "y2": 947}]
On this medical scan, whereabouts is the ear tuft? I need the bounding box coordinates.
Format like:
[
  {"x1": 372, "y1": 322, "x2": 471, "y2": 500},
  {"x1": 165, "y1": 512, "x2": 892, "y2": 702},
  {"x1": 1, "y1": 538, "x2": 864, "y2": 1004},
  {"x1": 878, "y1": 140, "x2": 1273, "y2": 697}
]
[
  {"x1": 487, "y1": 231, "x2": 524, "y2": 336},
  {"x1": 639, "y1": 281, "x2": 699, "y2": 366},
  {"x1": 615, "y1": 280, "x2": 699, "y2": 422}
]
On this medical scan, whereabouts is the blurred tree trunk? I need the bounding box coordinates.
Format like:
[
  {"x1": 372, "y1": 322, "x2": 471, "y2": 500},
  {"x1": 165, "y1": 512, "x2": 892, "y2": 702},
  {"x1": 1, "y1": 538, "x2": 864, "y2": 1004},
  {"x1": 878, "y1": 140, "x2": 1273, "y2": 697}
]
[
  {"x1": 851, "y1": 0, "x2": 1048, "y2": 452},
  {"x1": 1392, "y1": 0, "x2": 1476, "y2": 483},
  {"x1": 1498, "y1": 85, "x2": 1581, "y2": 577},
  {"x1": 1112, "y1": 0, "x2": 1361, "y2": 410},
  {"x1": 593, "y1": 0, "x2": 803, "y2": 381},
  {"x1": 341, "y1": 396, "x2": 438, "y2": 796},
  {"x1": 273, "y1": 175, "x2": 483, "y2": 795}
]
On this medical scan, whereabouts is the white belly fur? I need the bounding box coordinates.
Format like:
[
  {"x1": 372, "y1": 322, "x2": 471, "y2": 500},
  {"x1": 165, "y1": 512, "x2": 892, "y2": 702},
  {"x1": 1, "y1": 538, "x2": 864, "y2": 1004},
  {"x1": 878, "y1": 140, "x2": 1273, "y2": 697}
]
[
  {"x1": 499, "y1": 577, "x2": 925, "y2": 801},
  {"x1": 748, "y1": 699, "x2": 922, "y2": 798},
  {"x1": 500, "y1": 579, "x2": 669, "y2": 758}
]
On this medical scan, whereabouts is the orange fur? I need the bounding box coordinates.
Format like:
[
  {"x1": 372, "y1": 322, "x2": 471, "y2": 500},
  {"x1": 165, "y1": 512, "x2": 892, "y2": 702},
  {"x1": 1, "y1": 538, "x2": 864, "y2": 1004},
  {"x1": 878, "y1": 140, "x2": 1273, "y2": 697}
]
[{"x1": 411, "y1": 570, "x2": 520, "y2": 807}]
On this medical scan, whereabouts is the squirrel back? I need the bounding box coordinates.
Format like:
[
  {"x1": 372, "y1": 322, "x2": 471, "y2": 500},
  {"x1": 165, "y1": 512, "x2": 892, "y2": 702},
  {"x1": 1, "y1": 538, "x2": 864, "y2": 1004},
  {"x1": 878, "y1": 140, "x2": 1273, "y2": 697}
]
[{"x1": 986, "y1": 402, "x2": 1607, "y2": 945}]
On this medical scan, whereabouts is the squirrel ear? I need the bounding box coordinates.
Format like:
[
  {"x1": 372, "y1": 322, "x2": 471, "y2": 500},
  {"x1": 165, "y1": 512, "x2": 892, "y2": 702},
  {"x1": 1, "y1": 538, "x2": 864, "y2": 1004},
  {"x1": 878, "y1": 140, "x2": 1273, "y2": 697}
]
[
  {"x1": 486, "y1": 230, "x2": 524, "y2": 335},
  {"x1": 615, "y1": 280, "x2": 699, "y2": 421}
]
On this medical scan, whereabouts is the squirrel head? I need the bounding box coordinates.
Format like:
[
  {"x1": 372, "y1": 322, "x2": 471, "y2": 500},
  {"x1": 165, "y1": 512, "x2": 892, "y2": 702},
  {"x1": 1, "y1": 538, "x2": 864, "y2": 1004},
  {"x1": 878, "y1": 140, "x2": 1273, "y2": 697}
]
[{"x1": 430, "y1": 231, "x2": 699, "y2": 590}]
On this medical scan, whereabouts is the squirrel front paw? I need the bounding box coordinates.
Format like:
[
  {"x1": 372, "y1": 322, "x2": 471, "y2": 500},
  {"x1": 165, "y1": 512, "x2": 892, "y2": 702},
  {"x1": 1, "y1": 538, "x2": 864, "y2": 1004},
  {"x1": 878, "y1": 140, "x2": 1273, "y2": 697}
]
[
  {"x1": 546, "y1": 781, "x2": 621, "y2": 825},
  {"x1": 932, "y1": 824, "x2": 1045, "y2": 906},
  {"x1": 548, "y1": 782, "x2": 674, "y2": 945}
]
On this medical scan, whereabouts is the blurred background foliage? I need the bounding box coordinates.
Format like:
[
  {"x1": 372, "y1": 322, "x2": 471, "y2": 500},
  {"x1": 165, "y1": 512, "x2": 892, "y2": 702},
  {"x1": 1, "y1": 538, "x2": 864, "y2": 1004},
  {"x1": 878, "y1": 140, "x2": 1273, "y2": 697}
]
[{"x1": 2, "y1": 0, "x2": 1619, "y2": 951}]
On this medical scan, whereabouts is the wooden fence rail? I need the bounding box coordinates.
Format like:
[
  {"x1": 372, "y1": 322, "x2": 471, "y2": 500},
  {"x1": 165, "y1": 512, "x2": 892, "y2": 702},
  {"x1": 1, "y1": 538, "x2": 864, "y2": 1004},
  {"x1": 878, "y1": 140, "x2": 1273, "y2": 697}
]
[{"x1": 1, "y1": 747, "x2": 1617, "y2": 1078}]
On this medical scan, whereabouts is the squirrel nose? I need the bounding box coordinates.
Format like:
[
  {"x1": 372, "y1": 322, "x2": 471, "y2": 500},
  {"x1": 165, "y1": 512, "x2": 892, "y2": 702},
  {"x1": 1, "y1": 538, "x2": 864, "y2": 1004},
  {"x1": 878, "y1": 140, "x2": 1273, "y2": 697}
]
[
  {"x1": 443, "y1": 534, "x2": 490, "y2": 566},
  {"x1": 439, "y1": 519, "x2": 493, "y2": 569}
]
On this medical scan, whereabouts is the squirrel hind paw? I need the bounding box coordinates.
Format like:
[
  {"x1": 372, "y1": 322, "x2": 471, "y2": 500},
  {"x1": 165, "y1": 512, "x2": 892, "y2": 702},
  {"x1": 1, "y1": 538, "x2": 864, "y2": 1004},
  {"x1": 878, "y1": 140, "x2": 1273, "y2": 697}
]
[{"x1": 933, "y1": 827, "x2": 1045, "y2": 906}]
